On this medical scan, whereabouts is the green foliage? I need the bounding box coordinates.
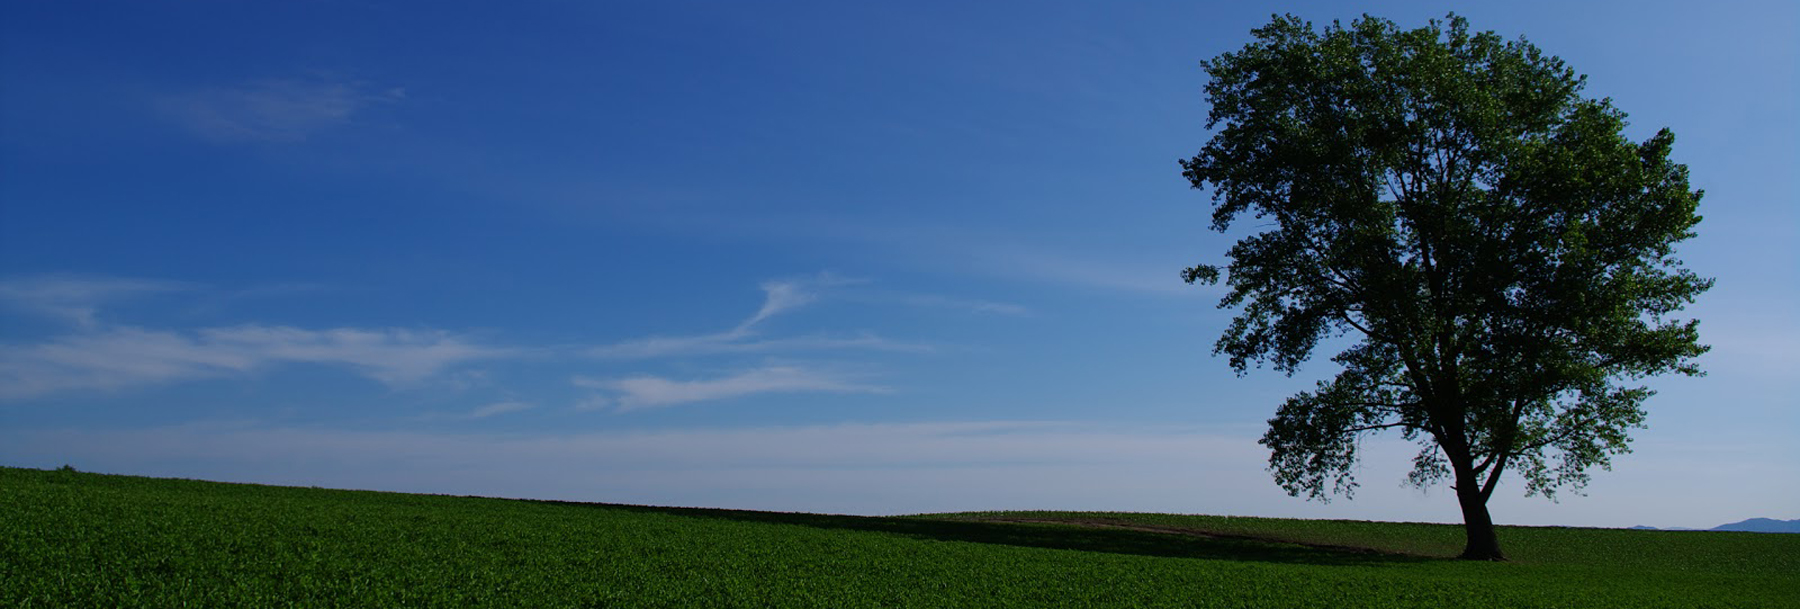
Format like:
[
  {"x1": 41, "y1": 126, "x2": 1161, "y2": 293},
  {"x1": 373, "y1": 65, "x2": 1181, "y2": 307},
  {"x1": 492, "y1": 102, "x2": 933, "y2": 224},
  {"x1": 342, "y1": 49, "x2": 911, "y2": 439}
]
[
  {"x1": 5, "y1": 467, "x2": 1796, "y2": 608},
  {"x1": 1179, "y1": 13, "x2": 1710, "y2": 558}
]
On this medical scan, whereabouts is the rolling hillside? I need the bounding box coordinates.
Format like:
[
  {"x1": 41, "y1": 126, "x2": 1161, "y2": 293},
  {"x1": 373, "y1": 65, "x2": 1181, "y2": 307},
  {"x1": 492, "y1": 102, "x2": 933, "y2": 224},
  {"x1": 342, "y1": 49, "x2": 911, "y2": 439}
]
[{"x1": 4, "y1": 466, "x2": 1795, "y2": 608}]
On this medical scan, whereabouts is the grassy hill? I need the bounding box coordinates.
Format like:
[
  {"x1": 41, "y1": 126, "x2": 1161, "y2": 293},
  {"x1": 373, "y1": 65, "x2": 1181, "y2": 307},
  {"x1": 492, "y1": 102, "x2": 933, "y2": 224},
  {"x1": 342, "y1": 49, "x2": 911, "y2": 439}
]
[{"x1": 3, "y1": 466, "x2": 1794, "y2": 608}]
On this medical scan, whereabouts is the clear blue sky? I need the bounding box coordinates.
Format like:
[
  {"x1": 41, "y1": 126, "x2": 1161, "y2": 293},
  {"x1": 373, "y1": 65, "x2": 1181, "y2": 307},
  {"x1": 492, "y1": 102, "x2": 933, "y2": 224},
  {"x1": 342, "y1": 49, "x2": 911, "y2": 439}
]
[{"x1": 2, "y1": 0, "x2": 1793, "y2": 528}]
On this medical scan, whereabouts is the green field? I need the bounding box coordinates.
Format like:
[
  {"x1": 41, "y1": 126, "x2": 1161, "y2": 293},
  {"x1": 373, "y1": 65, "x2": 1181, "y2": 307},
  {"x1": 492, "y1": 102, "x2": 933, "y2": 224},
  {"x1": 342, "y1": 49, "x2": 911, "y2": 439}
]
[{"x1": 4, "y1": 466, "x2": 1794, "y2": 607}]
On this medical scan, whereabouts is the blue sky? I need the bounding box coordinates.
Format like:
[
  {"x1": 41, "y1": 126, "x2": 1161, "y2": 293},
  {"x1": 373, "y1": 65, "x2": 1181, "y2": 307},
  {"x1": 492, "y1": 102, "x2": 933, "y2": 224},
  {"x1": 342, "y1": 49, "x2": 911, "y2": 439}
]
[{"x1": 1, "y1": 0, "x2": 1793, "y2": 528}]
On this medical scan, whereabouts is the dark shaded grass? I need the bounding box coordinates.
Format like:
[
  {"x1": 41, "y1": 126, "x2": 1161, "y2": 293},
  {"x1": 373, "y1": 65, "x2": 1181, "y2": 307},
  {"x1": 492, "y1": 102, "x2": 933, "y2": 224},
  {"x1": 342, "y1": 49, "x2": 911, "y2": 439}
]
[
  {"x1": 4, "y1": 466, "x2": 1795, "y2": 608},
  {"x1": 559, "y1": 502, "x2": 1430, "y2": 567},
  {"x1": 931, "y1": 510, "x2": 1800, "y2": 575}
]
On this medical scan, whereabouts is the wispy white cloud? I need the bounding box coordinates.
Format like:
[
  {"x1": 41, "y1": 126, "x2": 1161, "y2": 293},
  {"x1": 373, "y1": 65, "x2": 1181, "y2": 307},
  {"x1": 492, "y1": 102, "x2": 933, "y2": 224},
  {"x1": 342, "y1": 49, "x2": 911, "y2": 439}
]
[
  {"x1": 972, "y1": 242, "x2": 1203, "y2": 296},
  {"x1": 0, "y1": 275, "x2": 188, "y2": 328},
  {"x1": 157, "y1": 76, "x2": 404, "y2": 143},
  {"x1": 0, "y1": 274, "x2": 514, "y2": 399},
  {"x1": 735, "y1": 272, "x2": 864, "y2": 333},
  {"x1": 574, "y1": 365, "x2": 887, "y2": 411},
  {"x1": 586, "y1": 331, "x2": 748, "y2": 359},
  {"x1": 0, "y1": 324, "x2": 511, "y2": 400},
  {"x1": 684, "y1": 214, "x2": 1207, "y2": 297},
  {"x1": 735, "y1": 279, "x2": 815, "y2": 333},
  {"x1": 464, "y1": 401, "x2": 534, "y2": 419},
  {"x1": 202, "y1": 325, "x2": 508, "y2": 384},
  {"x1": 587, "y1": 273, "x2": 916, "y2": 360},
  {"x1": 589, "y1": 332, "x2": 928, "y2": 360},
  {"x1": 0, "y1": 327, "x2": 257, "y2": 398},
  {"x1": 884, "y1": 292, "x2": 1031, "y2": 316},
  {"x1": 573, "y1": 394, "x2": 613, "y2": 411}
]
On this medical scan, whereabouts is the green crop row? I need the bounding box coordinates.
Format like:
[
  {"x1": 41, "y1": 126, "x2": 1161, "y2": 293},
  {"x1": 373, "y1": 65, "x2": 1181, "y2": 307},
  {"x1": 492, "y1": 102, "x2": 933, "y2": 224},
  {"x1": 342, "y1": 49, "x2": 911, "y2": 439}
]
[{"x1": 3, "y1": 466, "x2": 1794, "y2": 608}]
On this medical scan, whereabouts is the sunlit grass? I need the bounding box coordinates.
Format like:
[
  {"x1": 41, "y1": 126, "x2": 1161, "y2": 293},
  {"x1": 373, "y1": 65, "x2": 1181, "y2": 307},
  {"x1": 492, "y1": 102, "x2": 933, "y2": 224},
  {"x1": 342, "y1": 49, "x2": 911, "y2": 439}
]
[{"x1": 4, "y1": 466, "x2": 1794, "y2": 607}]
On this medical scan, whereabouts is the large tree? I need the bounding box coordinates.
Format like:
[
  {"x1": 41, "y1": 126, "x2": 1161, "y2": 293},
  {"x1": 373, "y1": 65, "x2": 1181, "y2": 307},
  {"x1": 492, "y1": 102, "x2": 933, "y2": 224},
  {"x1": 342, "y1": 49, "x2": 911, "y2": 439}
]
[{"x1": 1180, "y1": 14, "x2": 1710, "y2": 560}]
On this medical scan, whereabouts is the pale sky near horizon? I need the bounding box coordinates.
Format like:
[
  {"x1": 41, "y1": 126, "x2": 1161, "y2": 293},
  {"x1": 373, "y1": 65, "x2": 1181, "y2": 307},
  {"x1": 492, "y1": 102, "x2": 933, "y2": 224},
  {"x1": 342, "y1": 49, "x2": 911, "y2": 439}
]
[{"x1": 2, "y1": 0, "x2": 1794, "y2": 530}]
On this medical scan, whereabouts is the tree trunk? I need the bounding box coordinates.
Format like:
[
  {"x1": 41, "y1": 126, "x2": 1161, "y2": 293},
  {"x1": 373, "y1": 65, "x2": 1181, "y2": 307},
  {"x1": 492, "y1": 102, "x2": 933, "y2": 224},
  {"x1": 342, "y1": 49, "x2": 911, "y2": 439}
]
[{"x1": 1454, "y1": 476, "x2": 1506, "y2": 561}]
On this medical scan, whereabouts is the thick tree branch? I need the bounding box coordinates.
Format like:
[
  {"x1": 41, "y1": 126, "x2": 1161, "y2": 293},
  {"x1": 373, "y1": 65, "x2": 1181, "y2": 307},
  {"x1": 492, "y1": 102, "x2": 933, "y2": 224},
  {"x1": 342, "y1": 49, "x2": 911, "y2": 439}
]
[
  {"x1": 1344, "y1": 421, "x2": 1411, "y2": 434},
  {"x1": 1480, "y1": 450, "x2": 1511, "y2": 501}
]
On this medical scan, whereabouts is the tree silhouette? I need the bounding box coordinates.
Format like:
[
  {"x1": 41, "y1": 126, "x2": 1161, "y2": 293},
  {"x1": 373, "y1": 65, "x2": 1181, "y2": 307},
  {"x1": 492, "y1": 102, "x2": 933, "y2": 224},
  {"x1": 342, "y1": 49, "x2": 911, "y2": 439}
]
[{"x1": 1180, "y1": 14, "x2": 1711, "y2": 560}]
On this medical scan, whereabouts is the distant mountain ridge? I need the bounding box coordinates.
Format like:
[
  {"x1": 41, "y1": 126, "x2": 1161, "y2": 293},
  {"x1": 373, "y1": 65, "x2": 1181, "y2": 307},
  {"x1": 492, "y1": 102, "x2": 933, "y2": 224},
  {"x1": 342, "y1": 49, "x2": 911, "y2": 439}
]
[
  {"x1": 1710, "y1": 518, "x2": 1800, "y2": 533},
  {"x1": 1630, "y1": 518, "x2": 1800, "y2": 533}
]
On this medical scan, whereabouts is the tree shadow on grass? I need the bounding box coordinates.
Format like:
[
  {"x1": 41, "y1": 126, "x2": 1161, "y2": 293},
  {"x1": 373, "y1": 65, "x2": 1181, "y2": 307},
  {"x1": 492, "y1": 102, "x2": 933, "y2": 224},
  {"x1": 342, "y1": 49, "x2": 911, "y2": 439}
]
[{"x1": 528, "y1": 500, "x2": 1435, "y2": 567}]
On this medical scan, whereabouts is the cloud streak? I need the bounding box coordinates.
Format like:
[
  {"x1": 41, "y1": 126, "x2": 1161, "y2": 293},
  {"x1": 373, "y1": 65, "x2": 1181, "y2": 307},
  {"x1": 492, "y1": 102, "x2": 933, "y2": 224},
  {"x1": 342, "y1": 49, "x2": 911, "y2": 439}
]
[
  {"x1": 587, "y1": 273, "x2": 915, "y2": 360},
  {"x1": 464, "y1": 401, "x2": 534, "y2": 419},
  {"x1": 0, "y1": 275, "x2": 517, "y2": 400},
  {"x1": 972, "y1": 242, "x2": 1204, "y2": 296},
  {"x1": 0, "y1": 272, "x2": 967, "y2": 404},
  {"x1": 0, "y1": 324, "x2": 511, "y2": 400},
  {"x1": 735, "y1": 278, "x2": 818, "y2": 333},
  {"x1": 0, "y1": 275, "x2": 188, "y2": 328},
  {"x1": 588, "y1": 332, "x2": 927, "y2": 360},
  {"x1": 702, "y1": 214, "x2": 1207, "y2": 297},
  {"x1": 886, "y1": 293, "x2": 1031, "y2": 316},
  {"x1": 574, "y1": 365, "x2": 887, "y2": 411},
  {"x1": 736, "y1": 273, "x2": 865, "y2": 332},
  {"x1": 158, "y1": 76, "x2": 403, "y2": 143}
]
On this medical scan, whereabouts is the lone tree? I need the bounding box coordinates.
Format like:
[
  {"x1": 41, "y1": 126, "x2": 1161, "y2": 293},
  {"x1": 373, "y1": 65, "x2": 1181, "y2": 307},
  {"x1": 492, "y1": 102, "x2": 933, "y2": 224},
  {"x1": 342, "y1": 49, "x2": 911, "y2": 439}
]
[{"x1": 1181, "y1": 14, "x2": 1710, "y2": 560}]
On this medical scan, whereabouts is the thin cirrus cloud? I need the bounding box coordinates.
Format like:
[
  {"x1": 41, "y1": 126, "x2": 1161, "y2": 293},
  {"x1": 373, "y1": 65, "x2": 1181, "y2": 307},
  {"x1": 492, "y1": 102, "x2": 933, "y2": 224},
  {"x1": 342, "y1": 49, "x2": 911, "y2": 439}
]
[
  {"x1": 195, "y1": 325, "x2": 510, "y2": 385},
  {"x1": 157, "y1": 76, "x2": 404, "y2": 143},
  {"x1": 0, "y1": 275, "x2": 518, "y2": 400},
  {"x1": 588, "y1": 331, "x2": 929, "y2": 360},
  {"x1": 586, "y1": 273, "x2": 1019, "y2": 360},
  {"x1": 733, "y1": 277, "x2": 825, "y2": 333},
  {"x1": 587, "y1": 273, "x2": 927, "y2": 360},
  {"x1": 0, "y1": 274, "x2": 189, "y2": 328},
  {"x1": 462, "y1": 401, "x2": 534, "y2": 420},
  {"x1": 885, "y1": 293, "x2": 1030, "y2": 317},
  {"x1": 0, "y1": 324, "x2": 512, "y2": 400},
  {"x1": 574, "y1": 365, "x2": 888, "y2": 412},
  {"x1": 974, "y1": 242, "x2": 1202, "y2": 296},
  {"x1": 722, "y1": 214, "x2": 1199, "y2": 298},
  {"x1": 0, "y1": 272, "x2": 988, "y2": 404}
]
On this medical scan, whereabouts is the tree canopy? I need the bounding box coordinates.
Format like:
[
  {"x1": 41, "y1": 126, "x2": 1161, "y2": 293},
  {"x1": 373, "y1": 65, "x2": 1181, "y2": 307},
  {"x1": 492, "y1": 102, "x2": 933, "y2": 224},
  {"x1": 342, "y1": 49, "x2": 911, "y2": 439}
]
[{"x1": 1180, "y1": 14, "x2": 1710, "y2": 560}]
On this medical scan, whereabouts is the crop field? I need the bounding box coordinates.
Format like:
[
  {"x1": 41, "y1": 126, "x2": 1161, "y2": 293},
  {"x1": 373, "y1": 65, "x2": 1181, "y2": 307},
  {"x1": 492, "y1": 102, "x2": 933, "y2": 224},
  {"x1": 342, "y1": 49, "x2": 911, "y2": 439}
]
[{"x1": 3, "y1": 466, "x2": 1795, "y2": 608}]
